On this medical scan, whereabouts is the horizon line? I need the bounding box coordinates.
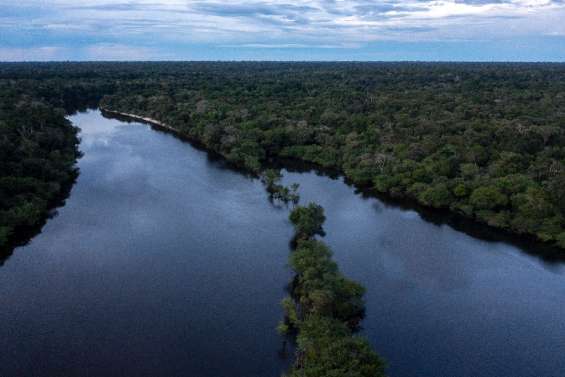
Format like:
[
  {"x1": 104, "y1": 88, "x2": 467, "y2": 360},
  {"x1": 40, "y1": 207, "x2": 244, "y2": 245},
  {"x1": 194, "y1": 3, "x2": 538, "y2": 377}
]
[{"x1": 2, "y1": 60, "x2": 565, "y2": 64}]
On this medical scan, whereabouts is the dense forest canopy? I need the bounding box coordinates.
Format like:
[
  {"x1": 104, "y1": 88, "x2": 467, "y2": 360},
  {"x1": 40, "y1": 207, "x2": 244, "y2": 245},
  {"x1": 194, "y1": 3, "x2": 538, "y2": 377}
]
[
  {"x1": 0, "y1": 82, "x2": 81, "y2": 255},
  {"x1": 1, "y1": 62, "x2": 565, "y2": 252}
]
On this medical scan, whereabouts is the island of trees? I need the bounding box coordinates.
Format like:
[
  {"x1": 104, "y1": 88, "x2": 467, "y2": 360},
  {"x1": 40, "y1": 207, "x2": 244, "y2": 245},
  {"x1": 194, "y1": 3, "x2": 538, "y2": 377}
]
[
  {"x1": 285, "y1": 205, "x2": 385, "y2": 376},
  {"x1": 272, "y1": 192, "x2": 385, "y2": 376}
]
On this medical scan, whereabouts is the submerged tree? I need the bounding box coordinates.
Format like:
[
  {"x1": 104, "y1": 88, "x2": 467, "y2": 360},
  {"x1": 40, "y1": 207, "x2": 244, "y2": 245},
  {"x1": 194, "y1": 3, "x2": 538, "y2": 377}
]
[
  {"x1": 262, "y1": 169, "x2": 283, "y2": 193},
  {"x1": 261, "y1": 169, "x2": 300, "y2": 205}
]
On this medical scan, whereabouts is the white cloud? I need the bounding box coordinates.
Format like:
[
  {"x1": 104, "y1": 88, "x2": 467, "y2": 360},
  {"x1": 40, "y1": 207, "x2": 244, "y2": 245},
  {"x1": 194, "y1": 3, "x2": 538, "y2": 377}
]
[
  {"x1": 1, "y1": 0, "x2": 564, "y2": 59},
  {"x1": 83, "y1": 43, "x2": 166, "y2": 60},
  {"x1": 0, "y1": 46, "x2": 69, "y2": 61},
  {"x1": 0, "y1": 43, "x2": 174, "y2": 61},
  {"x1": 225, "y1": 42, "x2": 362, "y2": 49}
]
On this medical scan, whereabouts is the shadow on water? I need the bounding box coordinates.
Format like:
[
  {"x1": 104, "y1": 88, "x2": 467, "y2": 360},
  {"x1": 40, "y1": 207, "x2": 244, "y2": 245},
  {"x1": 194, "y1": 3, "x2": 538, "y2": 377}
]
[
  {"x1": 1, "y1": 108, "x2": 256, "y2": 266},
  {"x1": 100, "y1": 110, "x2": 259, "y2": 180}
]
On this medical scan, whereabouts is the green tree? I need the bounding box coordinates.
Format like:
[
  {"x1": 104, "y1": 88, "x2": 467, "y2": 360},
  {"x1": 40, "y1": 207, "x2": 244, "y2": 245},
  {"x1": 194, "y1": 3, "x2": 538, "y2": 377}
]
[
  {"x1": 289, "y1": 203, "x2": 326, "y2": 239},
  {"x1": 470, "y1": 186, "x2": 508, "y2": 210}
]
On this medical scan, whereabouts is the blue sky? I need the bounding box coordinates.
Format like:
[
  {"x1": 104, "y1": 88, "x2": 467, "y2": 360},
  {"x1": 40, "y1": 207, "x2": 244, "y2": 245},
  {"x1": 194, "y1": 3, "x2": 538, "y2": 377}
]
[{"x1": 1, "y1": 0, "x2": 565, "y2": 61}]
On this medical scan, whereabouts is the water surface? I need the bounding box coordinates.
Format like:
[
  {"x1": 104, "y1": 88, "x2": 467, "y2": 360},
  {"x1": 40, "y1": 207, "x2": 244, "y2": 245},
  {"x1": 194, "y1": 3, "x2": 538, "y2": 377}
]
[
  {"x1": 282, "y1": 172, "x2": 565, "y2": 377},
  {"x1": 0, "y1": 110, "x2": 293, "y2": 376},
  {"x1": 1, "y1": 109, "x2": 564, "y2": 377}
]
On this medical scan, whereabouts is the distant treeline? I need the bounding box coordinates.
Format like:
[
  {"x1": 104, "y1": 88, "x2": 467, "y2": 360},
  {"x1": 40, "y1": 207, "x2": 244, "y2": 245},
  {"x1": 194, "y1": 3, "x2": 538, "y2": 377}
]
[{"x1": 2, "y1": 62, "x2": 565, "y2": 251}]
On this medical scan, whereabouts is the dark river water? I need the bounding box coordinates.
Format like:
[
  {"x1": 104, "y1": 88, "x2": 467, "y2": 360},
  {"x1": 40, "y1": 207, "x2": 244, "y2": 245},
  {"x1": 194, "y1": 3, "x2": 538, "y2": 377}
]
[{"x1": 1, "y1": 109, "x2": 564, "y2": 377}]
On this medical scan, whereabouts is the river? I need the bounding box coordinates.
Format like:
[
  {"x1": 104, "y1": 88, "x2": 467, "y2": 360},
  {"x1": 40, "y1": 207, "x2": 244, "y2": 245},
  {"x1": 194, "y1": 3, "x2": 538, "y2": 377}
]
[{"x1": 1, "y1": 109, "x2": 564, "y2": 377}]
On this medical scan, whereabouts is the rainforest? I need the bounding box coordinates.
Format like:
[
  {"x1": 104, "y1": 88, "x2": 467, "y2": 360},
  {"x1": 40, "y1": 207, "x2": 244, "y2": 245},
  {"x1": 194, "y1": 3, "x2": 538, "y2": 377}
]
[{"x1": 1, "y1": 62, "x2": 565, "y2": 377}]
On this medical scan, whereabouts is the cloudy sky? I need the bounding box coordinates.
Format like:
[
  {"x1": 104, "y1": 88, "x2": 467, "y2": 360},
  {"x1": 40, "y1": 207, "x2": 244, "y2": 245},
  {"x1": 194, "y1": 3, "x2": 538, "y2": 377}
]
[{"x1": 1, "y1": 0, "x2": 565, "y2": 61}]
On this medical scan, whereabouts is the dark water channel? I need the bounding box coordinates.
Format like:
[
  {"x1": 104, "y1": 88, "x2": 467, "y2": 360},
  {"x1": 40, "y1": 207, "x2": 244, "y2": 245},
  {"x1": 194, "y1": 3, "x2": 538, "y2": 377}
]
[{"x1": 1, "y1": 109, "x2": 564, "y2": 377}]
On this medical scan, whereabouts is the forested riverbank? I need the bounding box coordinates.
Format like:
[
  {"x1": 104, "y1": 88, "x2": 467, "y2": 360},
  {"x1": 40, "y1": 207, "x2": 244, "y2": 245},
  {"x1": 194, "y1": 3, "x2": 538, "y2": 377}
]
[
  {"x1": 97, "y1": 62, "x2": 565, "y2": 249},
  {"x1": 2, "y1": 62, "x2": 565, "y2": 251},
  {"x1": 0, "y1": 88, "x2": 81, "y2": 255}
]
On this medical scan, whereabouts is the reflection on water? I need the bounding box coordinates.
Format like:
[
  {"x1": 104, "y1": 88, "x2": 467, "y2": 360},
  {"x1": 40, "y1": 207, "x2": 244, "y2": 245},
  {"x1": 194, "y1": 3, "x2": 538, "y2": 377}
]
[
  {"x1": 0, "y1": 110, "x2": 293, "y2": 377},
  {"x1": 1, "y1": 109, "x2": 564, "y2": 377},
  {"x1": 282, "y1": 172, "x2": 565, "y2": 377}
]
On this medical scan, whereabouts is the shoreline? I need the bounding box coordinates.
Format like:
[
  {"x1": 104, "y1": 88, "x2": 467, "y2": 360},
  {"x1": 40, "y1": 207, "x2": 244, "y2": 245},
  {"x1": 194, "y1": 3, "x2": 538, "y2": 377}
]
[
  {"x1": 100, "y1": 108, "x2": 177, "y2": 133},
  {"x1": 99, "y1": 107, "x2": 565, "y2": 260}
]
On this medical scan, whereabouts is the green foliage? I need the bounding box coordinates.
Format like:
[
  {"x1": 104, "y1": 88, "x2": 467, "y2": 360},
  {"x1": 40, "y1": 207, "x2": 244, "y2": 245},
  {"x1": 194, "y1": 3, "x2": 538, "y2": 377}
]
[
  {"x1": 262, "y1": 169, "x2": 283, "y2": 192},
  {"x1": 418, "y1": 182, "x2": 452, "y2": 208},
  {"x1": 453, "y1": 183, "x2": 469, "y2": 198},
  {"x1": 469, "y1": 186, "x2": 508, "y2": 210},
  {"x1": 0, "y1": 226, "x2": 11, "y2": 249},
  {"x1": 277, "y1": 321, "x2": 290, "y2": 336},
  {"x1": 289, "y1": 203, "x2": 326, "y2": 239},
  {"x1": 291, "y1": 239, "x2": 365, "y2": 323},
  {"x1": 290, "y1": 316, "x2": 385, "y2": 377},
  {"x1": 281, "y1": 296, "x2": 299, "y2": 326},
  {"x1": 0, "y1": 84, "x2": 80, "y2": 252},
  {"x1": 261, "y1": 169, "x2": 300, "y2": 205},
  {"x1": 284, "y1": 201, "x2": 384, "y2": 377}
]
